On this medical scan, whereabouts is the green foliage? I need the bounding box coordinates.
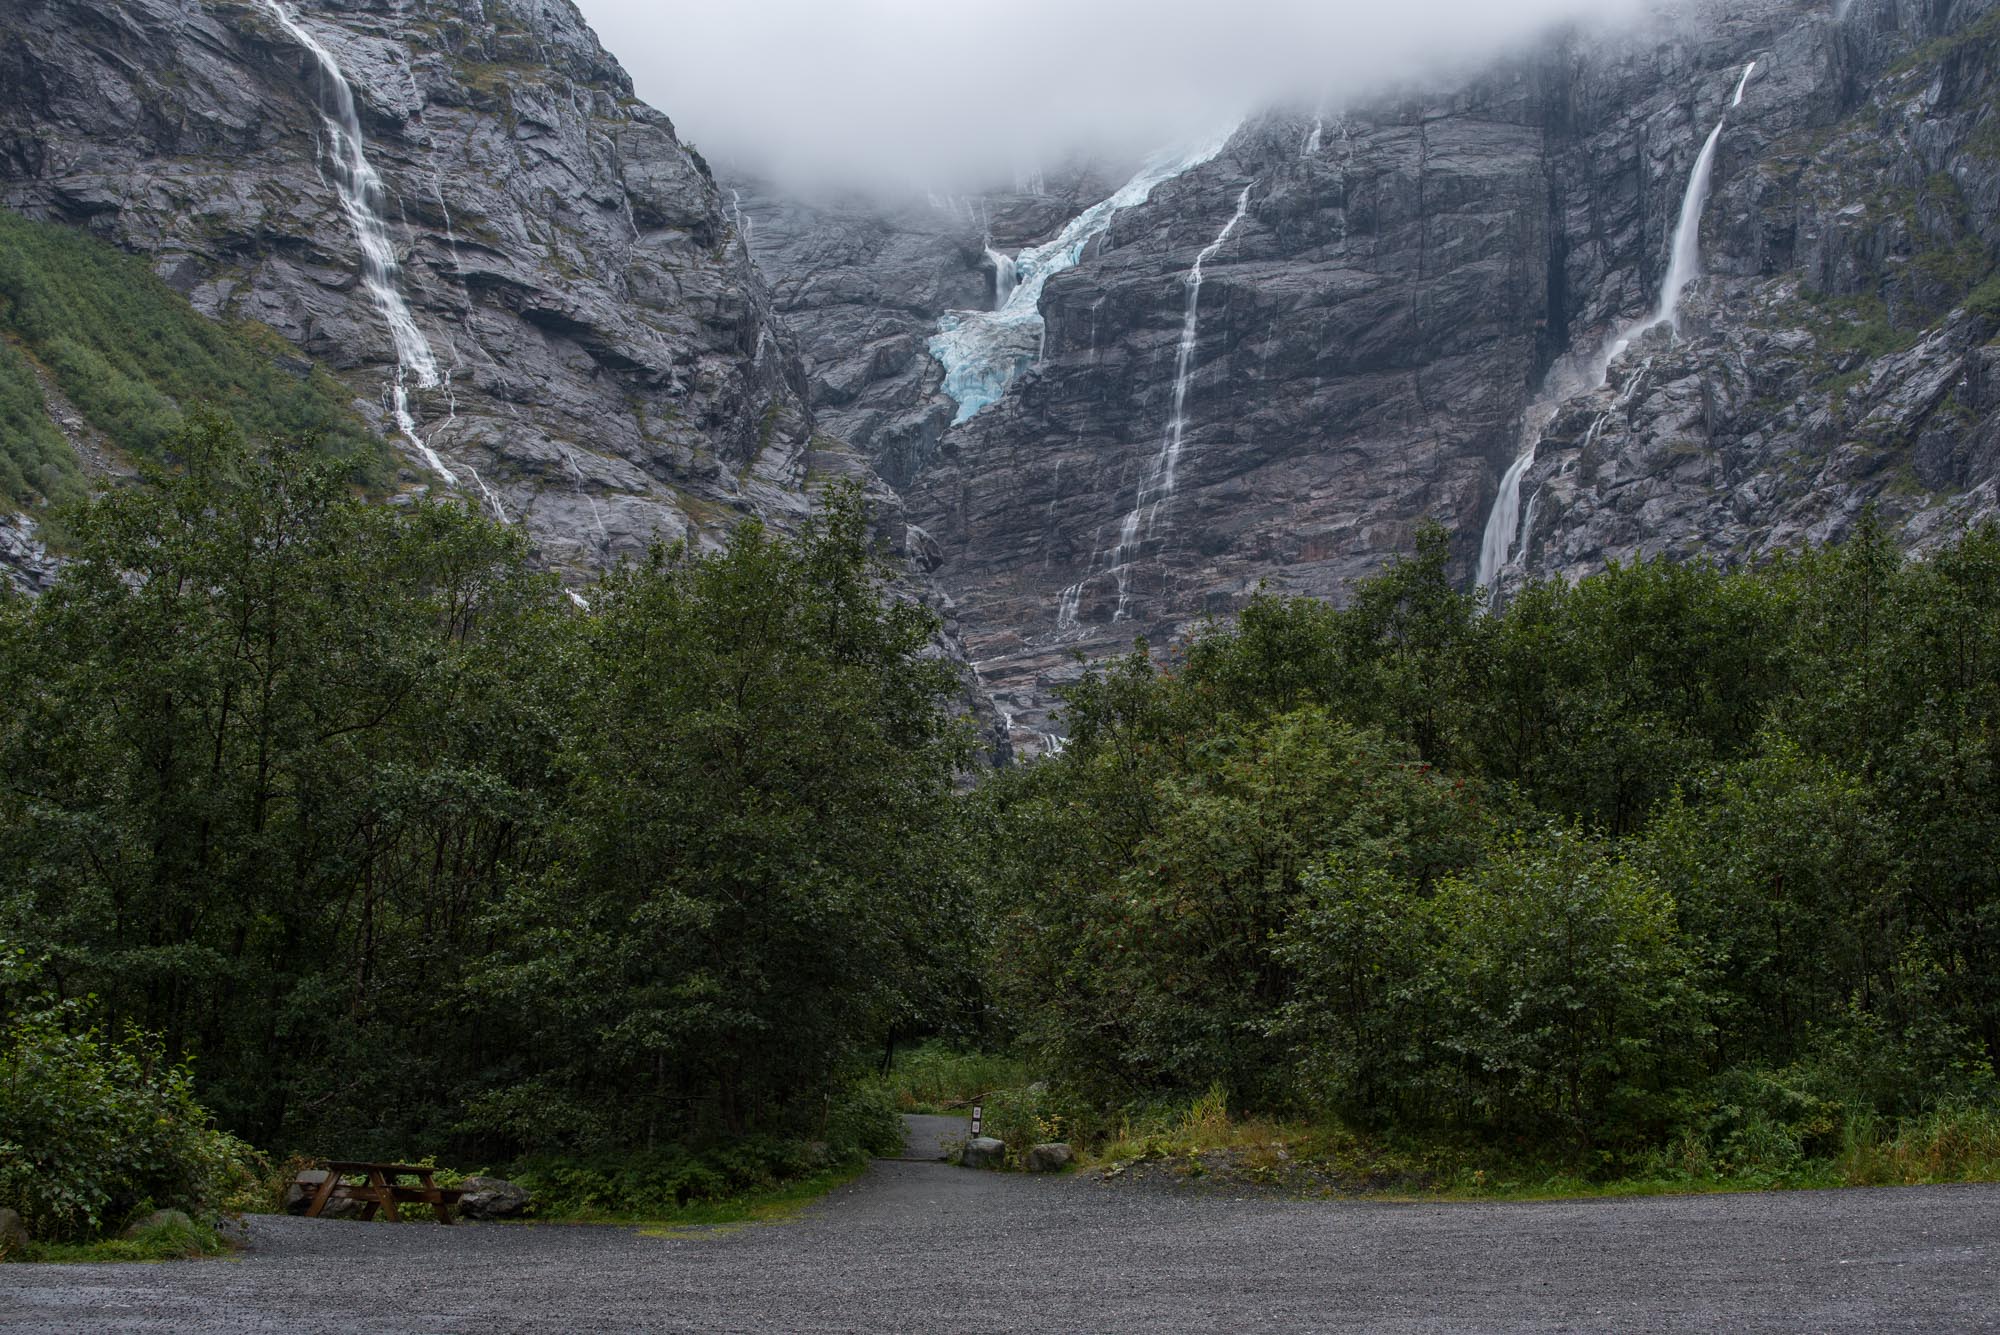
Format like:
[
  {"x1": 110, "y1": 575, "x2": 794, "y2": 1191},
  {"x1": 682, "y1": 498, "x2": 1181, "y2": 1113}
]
[
  {"x1": 1, "y1": 414, "x2": 969, "y2": 1168},
  {"x1": 0, "y1": 208, "x2": 386, "y2": 505},
  {"x1": 981, "y1": 518, "x2": 2000, "y2": 1173},
  {"x1": 465, "y1": 490, "x2": 973, "y2": 1151},
  {"x1": 508, "y1": 1085, "x2": 897, "y2": 1220},
  {"x1": 513, "y1": 1141, "x2": 830, "y2": 1219},
  {"x1": 876, "y1": 1041, "x2": 1027, "y2": 1112},
  {"x1": 17, "y1": 1214, "x2": 231, "y2": 1264},
  {"x1": 0, "y1": 960, "x2": 251, "y2": 1244},
  {"x1": 0, "y1": 338, "x2": 83, "y2": 510},
  {"x1": 1968, "y1": 272, "x2": 2000, "y2": 325}
]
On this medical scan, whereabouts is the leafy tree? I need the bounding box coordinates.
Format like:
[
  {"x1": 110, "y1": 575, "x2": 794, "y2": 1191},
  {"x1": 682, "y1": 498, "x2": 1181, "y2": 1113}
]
[
  {"x1": 466, "y1": 489, "x2": 973, "y2": 1151},
  {"x1": 0, "y1": 411, "x2": 557, "y2": 1144}
]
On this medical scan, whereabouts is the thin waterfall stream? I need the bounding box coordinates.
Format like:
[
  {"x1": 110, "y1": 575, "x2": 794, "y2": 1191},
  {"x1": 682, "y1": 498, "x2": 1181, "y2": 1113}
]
[
  {"x1": 1476, "y1": 60, "x2": 1756, "y2": 594},
  {"x1": 1058, "y1": 182, "x2": 1253, "y2": 627},
  {"x1": 257, "y1": 0, "x2": 459, "y2": 490}
]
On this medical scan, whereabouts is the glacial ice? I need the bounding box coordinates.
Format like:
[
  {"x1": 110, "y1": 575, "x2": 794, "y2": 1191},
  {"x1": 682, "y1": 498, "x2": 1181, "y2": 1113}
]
[{"x1": 929, "y1": 125, "x2": 1240, "y2": 426}]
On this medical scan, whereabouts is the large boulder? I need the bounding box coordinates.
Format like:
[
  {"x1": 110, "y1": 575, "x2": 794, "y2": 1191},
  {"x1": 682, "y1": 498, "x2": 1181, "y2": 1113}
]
[
  {"x1": 1024, "y1": 1142, "x2": 1074, "y2": 1173},
  {"x1": 456, "y1": 1176, "x2": 531, "y2": 1221},
  {"x1": 285, "y1": 1170, "x2": 362, "y2": 1219},
  {"x1": 0, "y1": 1206, "x2": 28, "y2": 1257},
  {"x1": 960, "y1": 1136, "x2": 1007, "y2": 1169},
  {"x1": 283, "y1": 1169, "x2": 329, "y2": 1215}
]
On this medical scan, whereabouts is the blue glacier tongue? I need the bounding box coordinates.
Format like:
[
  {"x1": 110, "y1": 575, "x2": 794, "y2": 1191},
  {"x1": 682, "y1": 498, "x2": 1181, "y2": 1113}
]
[{"x1": 928, "y1": 125, "x2": 1240, "y2": 425}]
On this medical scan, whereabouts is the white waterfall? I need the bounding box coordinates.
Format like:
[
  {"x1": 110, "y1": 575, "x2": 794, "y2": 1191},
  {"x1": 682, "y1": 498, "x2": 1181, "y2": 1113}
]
[
  {"x1": 258, "y1": 0, "x2": 456, "y2": 486},
  {"x1": 1477, "y1": 61, "x2": 1756, "y2": 594},
  {"x1": 1104, "y1": 183, "x2": 1253, "y2": 621},
  {"x1": 1601, "y1": 61, "x2": 1757, "y2": 367},
  {"x1": 985, "y1": 247, "x2": 1019, "y2": 310},
  {"x1": 1475, "y1": 435, "x2": 1542, "y2": 590},
  {"x1": 928, "y1": 124, "x2": 1239, "y2": 425},
  {"x1": 1143, "y1": 185, "x2": 1253, "y2": 529}
]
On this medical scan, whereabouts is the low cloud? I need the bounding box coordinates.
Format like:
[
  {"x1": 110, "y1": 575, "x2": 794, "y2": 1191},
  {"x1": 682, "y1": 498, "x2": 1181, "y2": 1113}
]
[{"x1": 575, "y1": 0, "x2": 1646, "y2": 191}]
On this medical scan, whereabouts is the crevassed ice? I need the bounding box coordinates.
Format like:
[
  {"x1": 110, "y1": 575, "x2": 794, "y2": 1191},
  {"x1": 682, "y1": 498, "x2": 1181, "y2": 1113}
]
[{"x1": 928, "y1": 125, "x2": 1239, "y2": 425}]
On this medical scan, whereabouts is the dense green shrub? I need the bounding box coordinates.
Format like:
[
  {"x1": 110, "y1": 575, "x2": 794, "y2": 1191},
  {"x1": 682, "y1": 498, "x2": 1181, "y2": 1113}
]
[
  {"x1": 981, "y1": 518, "x2": 2000, "y2": 1170},
  {"x1": 877, "y1": 1042, "x2": 1027, "y2": 1112},
  {"x1": 0, "y1": 980, "x2": 249, "y2": 1242},
  {"x1": 1, "y1": 413, "x2": 971, "y2": 1165},
  {"x1": 509, "y1": 1085, "x2": 901, "y2": 1218},
  {"x1": 1281, "y1": 830, "x2": 1707, "y2": 1149}
]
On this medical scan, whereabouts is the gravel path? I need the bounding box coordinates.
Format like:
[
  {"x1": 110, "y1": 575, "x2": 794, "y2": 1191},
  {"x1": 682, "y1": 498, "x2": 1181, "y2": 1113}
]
[
  {"x1": 5, "y1": 1167, "x2": 1997, "y2": 1332},
  {"x1": 895, "y1": 1113, "x2": 970, "y2": 1161}
]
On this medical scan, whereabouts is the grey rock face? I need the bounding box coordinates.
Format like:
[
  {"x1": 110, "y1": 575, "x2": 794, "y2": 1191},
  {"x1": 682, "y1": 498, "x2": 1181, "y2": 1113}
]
[
  {"x1": 744, "y1": 0, "x2": 2000, "y2": 748},
  {"x1": 726, "y1": 164, "x2": 1125, "y2": 491},
  {"x1": 455, "y1": 1175, "x2": 531, "y2": 1220},
  {"x1": 1498, "y1": 0, "x2": 2000, "y2": 595},
  {"x1": 0, "y1": 0, "x2": 820, "y2": 577},
  {"x1": 0, "y1": 513, "x2": 58, "y2": 595},
  {"x1": 959, "y1": 1136, "x2": 1007, "y2": 1169}
]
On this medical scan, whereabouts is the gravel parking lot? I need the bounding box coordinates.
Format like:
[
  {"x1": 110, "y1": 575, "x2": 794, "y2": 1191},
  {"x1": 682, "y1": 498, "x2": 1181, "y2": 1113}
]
[{"x1": 5, "y1": 1156, "x2": 1997, "y2": 1333}]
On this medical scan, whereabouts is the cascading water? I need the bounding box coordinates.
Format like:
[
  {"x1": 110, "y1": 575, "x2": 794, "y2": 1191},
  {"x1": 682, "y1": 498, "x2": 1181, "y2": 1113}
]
[
  {"x1": 1055, "y1": 183, "x2": 1252, "y2": 626},
  {"x1": 257, "y1": 0, "x2": 457, "y2": 487},
  {"x1": 1474, "y1": 422, "x2": 1547, "y2": 590},
  {"x1": 1134, "y1": 184, "x2": 1254, "y2": 535},
  {"x1": 1476, "y1": 61, "x2": 1756, "y2": 593},
  {"x1": 1600, "y1": 61, "x2": 1757, "y2": 368},
  {"x1": 929, "y1": 124, "x2": 1239, "y2": 425},
  {"x1": 985, "y1": 247, "x2": 1019, "y2": 309}
]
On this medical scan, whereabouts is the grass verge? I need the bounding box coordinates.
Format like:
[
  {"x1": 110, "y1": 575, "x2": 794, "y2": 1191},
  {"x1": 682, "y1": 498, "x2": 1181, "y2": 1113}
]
[
  {"x1": 16, "y1": 1217, "x2": 232, "y2": 1264},
  {"x1": 1084, "y1": 1089, "x2": 2000, "y2": 1202}
]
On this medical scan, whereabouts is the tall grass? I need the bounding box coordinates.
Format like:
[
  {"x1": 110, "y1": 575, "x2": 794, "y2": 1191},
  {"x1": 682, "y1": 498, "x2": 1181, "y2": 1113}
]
[{"x1": 1837, "y1": 1104, "x2": 2000, "y2": 1185}]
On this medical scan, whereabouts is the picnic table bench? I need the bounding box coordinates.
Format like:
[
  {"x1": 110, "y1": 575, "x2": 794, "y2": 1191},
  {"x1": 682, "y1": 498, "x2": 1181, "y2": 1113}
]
[{"x1": 302, "y1": 1162, "x2": 468, "y2": 1224}]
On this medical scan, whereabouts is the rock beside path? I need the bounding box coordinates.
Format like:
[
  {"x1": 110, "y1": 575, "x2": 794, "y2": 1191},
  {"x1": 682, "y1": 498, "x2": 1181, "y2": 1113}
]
[
  {"x1": 960, "y1": 1137, "x2": 1007, "y2": 1169},
  {"x1": 0, "y1": 1206, "x2": 27, "y2": 1256},
  {"x1": 1024, "y1": 1143, "x2": 1074, "y2": 1173},
  {"x1": 121, "y1": 1209, "x2": 192, "y2": 1239},
  {"x1": 457, "y1": 1177, "x2": 531, "y2": 1221}
]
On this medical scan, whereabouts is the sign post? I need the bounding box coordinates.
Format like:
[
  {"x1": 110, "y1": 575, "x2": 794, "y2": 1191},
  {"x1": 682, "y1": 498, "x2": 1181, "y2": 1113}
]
[{"x1": 970, "y1": 1103, "x2": 983, "y2": 1137}]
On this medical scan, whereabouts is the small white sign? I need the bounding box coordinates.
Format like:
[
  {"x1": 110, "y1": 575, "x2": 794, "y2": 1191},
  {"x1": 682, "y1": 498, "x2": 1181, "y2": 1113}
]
[{"x1": 971, "y1": 1104, "x2": 983, "y2": 1136}]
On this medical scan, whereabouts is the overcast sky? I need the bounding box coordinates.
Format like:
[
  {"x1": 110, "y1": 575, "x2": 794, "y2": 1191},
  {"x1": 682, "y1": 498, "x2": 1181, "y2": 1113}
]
[{"x1": 573, "y1": 0, "x2": 1645, "y2": 192}]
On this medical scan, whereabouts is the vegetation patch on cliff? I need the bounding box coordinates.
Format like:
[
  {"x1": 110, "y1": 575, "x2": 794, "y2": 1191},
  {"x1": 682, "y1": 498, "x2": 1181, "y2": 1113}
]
[{"x1": 0, "y1": 208, "x2": 386, "y2": 512}]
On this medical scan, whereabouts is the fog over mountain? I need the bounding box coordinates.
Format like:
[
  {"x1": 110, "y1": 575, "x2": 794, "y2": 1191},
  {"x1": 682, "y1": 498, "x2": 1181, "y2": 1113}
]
[{"x1": 576, "y1": 0, "x2": 1645, "y2": 190}]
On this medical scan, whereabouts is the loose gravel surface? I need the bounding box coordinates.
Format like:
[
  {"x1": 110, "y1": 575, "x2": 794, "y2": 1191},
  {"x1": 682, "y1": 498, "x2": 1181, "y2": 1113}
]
[
  {"x1": 894, "y1": 1113, "x2": 969, "y2": 1161},
  {"x1": 5, "y1": 1167, "x2": 1997, "y2": 1332}
]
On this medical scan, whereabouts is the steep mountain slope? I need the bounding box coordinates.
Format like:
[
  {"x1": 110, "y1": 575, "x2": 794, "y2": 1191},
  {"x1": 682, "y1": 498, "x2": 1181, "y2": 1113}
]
[
  {"x1": 742, "y1": 0, "x2": 2000, "y2": 750},
  {"x1": 0, "y1": 0, "x2": 825, "y2": 575}
]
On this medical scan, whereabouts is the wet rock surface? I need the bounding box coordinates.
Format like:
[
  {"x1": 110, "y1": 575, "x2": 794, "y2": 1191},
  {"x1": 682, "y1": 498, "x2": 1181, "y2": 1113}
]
[
  {"x1": 743, "y1": 0, "x2": 2000, "y2": 747},
  {"x1": 0, "y1": 0, "x2": 821, "y2": 577}
]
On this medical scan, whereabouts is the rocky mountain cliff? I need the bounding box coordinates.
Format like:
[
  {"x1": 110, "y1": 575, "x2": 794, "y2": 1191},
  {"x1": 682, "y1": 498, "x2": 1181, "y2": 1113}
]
[
  {"x1": 5, "y1": 0, "x2": 1997, "y2": 760},
  {"x1": 738, "y1": 0, "x2": 2000, "y2": 752},
  {"x1": 0, "y1": 0, "x2": 825, "y2": 572}
]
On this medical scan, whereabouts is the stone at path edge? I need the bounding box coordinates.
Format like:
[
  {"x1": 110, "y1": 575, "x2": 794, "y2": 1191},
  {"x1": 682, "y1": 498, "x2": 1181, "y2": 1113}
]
[{"x1": 960, "y1": 1137, "x2": 1007, "y2": 1169}]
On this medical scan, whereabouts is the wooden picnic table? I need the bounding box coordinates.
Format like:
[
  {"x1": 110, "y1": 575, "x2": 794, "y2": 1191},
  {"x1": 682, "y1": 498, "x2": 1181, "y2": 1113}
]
[{"x1": 303, "y1": 1162, "x2": 467, "y2": 1224}]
